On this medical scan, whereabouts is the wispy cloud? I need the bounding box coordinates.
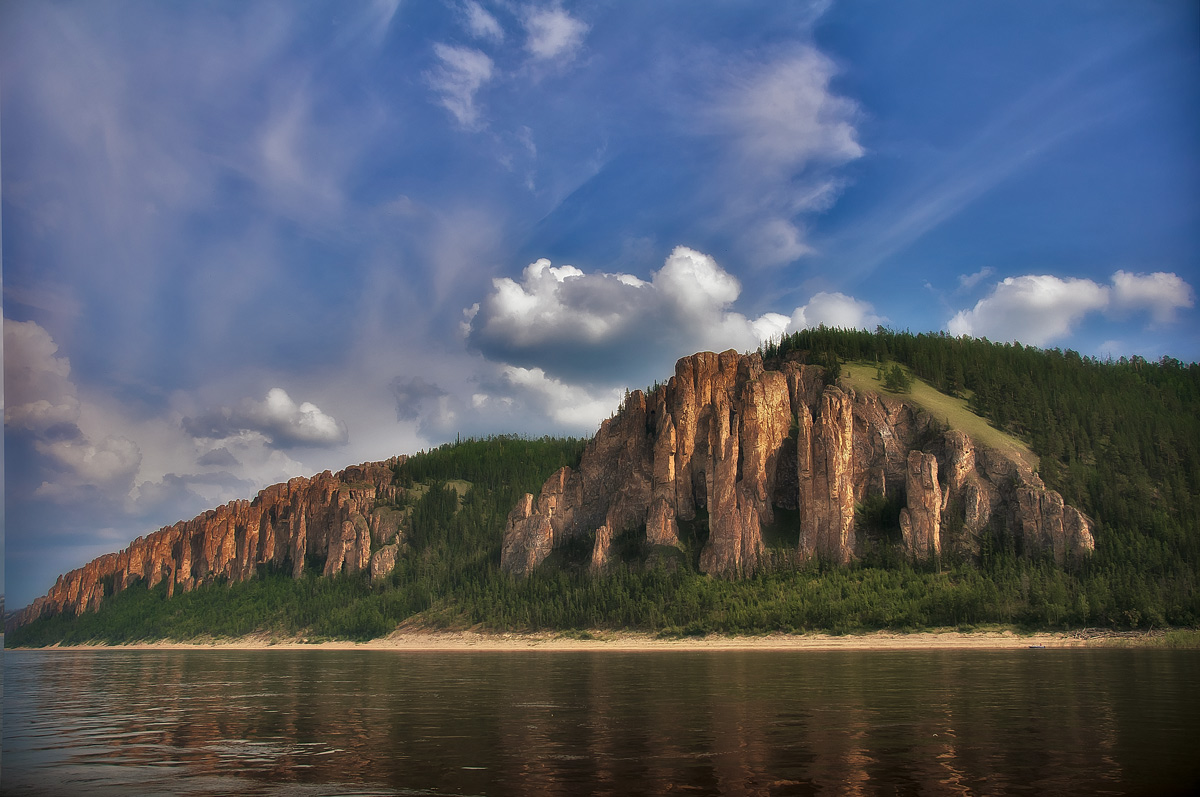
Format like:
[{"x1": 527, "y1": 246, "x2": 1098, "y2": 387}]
[
  {"x1": 701, "y1": 47, "x2": 863, "y2": 266},
  {"x1": 463, "y1": 1, "x2": 505, "y2": 42},
  {"x1": 427, "y1": 43, "x2": 496, "y2": 128},
  {"x1": 957, "y1": 267, "x2": 995, "y2": 292},
  {"x1": 827, "y1": 41, "x2": 1154, "y2": 278},
  {"x1": 522, "y1": 4, "x2": 589, "y2": 62}
]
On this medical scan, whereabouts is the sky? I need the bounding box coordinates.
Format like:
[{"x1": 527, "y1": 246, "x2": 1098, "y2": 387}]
[{"x1": 2, "y1": 0, "x2": 1197, "y2": 609}]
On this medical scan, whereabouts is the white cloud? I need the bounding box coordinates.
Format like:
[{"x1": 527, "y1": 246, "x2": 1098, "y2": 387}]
[
  {"x1": 35, "y1": 436, "x2": 142, "y2": 491},
  {"x1": 652, "y1": 246, "x2": 741, "y2": 319},
  {"x1": 752, "y1": 313, "x2": 792, "y2": 344},
  {"x1": 746, "y1": 218, "x2": 814, "y2": 267},
  {"x1": 948, "y1": 271, "x2": 1195, "y2": 346},
  {"x1": 3, "y1": 319, "x2": 81, "y2": 432},
  {"x1": 699, "y1": 47, "x2": 863, "y2": 267},
  {"x1": 4, "y1": 319, "x2": 149, "y2": 505},
  {"x1": 468, "y1": 245, "x2": 879, "y2": 383},
  {"x1": 522, "y1": 5, "x2": 588, "y2": 62},
  {"x1": 463, "y1": 1, "x2": 504, "y2": 41},
  {"x1": 427, "y1": 43, "x2": 495, "y2": 128},
  {"x1": 183, "y1": 388, "x2": 349, "y2": 448},
  {"x1": 502, "y1": 366, "x2": 623, "y2": 429},
  {"x1": 957, "y1": 267, "x2": 995, "y2": 291},
  {"x1": 1110, "y1": 270, "x2": 1195, "y2": 324},
  {"x1": 790, "y1": 292, "x2": 883, "y2": 331},
  {"x1": 712, "y1": 47, "x2": 863, "y2": 172},
  {"x1": 947, "y1": 274, "x2": 1111, "y2": 345},
  {"x1": 478, "y1": 257, "x2": 652, "y2": 349}
]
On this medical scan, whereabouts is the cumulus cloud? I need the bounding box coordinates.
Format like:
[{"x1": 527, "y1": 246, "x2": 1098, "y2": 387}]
[
  {"x1": 1109, "y1": 270, "x2": 1195, "y2": 323},
  {"x1": 947, "y1": 271, "x2": 1194, "y2": 346},
  {"x1": 3, "y1": 319, "x2": 146, "y2": 505},
  {"x1": 183, "y1": 388, "x2": 349, "y2": 448},
  {"x1": 35, "y1": 435, "x2": 142, "y2": 492},
  {"x1": 467, "y1": 245, "x2": 880, "y2": 383},
  {"x1": 791, "y1": 292, "x2": 884, "y2": 331},
  {"x1": 500, "y1": 366, "x2": 624, "y2": 429},
  {"x1": 4, "y1": 318, "x2": 82, "y2": 433},
  {"x1": 427, "y1": 43, "x2": 495, "y2": 127},
  {"x1": 523, "y1": 5, "x2": 588, "y2": 62}
]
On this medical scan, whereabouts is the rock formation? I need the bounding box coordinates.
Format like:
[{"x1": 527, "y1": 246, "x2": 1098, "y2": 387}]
[
  {"x1": 9, "y1": 458, "x2": 408, "y2": 630},
  {"x1": 12, "y1": 348, "x2": 1099, "y2": 632},
  {"x1": 501, "y1": 350, "x2": 1095, "y2": 577},
  {"x1": 899, "y1": 451, "x2": 941, "y2": 560}
]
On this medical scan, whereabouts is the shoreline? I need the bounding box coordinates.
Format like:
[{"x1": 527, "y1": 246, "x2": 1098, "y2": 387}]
[{"x1": 13, "y1": 628, "x2": 1184, "y2": 652}]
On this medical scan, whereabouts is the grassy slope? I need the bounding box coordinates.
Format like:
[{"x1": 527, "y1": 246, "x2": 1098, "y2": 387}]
[{"x1": 840, "y1": 360, "x2": 1039, "y2": 471}]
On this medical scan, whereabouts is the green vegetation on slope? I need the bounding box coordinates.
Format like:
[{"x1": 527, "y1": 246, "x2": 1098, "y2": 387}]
[
  {"x1": 9, "y1": 330, "x2": 1200, "y2": 646},
  {"x1": 840, "y1": 360, "x2": 1038, "y2": 470}
]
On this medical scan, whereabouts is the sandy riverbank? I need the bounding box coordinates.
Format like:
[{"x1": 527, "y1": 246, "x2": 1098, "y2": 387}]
[{"x1": 24, "y1": 628, "x2": 1173, "y2": 652}]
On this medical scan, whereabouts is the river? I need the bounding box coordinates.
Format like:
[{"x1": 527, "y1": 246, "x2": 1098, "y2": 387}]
[{"x1": 3, "y1": 648, "x2": 1198, "y2": 795}]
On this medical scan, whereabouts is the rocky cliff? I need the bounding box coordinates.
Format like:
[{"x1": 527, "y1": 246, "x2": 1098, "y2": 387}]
[
  {"x1": 502, "y1": 350, "x2": 1094, "y2": 577},
  {"x1": 9, "y1": 458, "x2": 408, "y2": 630}
]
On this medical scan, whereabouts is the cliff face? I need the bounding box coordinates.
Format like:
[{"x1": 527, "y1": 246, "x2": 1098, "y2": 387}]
[
  {"x1": 10, "y1": 458, "x2": 407, "y2": 630},
  {"x1": 502, "y1": 350, "x2": 1095, "y2": 577}
]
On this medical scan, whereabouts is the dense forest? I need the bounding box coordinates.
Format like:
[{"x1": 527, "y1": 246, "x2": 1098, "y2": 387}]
[{"x1": 9, "y1": 330, "x2": 1199, "y2": 645}]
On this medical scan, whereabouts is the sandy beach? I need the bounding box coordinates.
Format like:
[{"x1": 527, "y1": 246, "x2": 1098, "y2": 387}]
[{"x1": 25, "y1": 627, "x2": 1165, "y2": 652}]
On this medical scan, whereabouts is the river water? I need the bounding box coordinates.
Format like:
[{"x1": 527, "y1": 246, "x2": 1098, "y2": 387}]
[{"x1": 3, "y1": 648, "x2": 1198, "y2": 795}]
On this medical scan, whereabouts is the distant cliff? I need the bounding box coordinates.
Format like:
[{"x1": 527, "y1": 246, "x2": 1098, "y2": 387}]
[
  {"x1": 9, "y1": 458, "x2": 408, "y2": 630},
  {"x1": 502, "y1": 350, "x2": 1094, "y2": 577}
]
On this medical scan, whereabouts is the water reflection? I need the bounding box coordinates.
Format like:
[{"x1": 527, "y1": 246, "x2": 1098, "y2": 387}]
[{"x1": 5, "y1": 649, "x2": 1198, "y2": 795}]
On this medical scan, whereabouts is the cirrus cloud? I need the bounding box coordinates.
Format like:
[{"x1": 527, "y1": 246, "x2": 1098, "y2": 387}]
[{"x1": 427, "y1": 43, "x2": 495, "y2": 128}]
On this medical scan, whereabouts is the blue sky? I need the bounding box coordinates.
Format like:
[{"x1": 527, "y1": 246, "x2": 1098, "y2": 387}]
[{"x1": 3, "y1": 0, "x2": 1197, "y2": 609}]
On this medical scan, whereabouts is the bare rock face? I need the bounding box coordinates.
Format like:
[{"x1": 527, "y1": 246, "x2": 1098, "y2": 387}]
[
  {"x1": 590, "y1": 525, "x2": 613, "y2": 573},
  {"x1": 797, "y1": 387, "x2": 857, "y2": 564},
  {"x1": 1014, "y1": 482, "x2": 1096, "y2": 565},
  {"x1": 370, "y1": 544, "x2": 399, "y2": 582},
  {"x1": 501, "y1": 349, "x2": 1097, "y2": 579},
  {"x1": 899, "y1": 451, "x2": 941, "y2": 561},
  {"x1": 10, "y1": 457, "x2": 408, "y2": 629},
  {"x1": 499, "y1": 467, "x2": 581, "y2": 577}
]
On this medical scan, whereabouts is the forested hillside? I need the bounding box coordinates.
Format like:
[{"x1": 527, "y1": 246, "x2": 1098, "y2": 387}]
[
  {"x1": 9, "y1": 331, "x2": 1198, "y2": 646},
  {"x1": 766, "y1": 327, "x2": 1200, "y2": 617}
]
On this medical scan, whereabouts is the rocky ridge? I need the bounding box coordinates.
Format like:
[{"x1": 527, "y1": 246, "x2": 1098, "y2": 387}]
[
  {"x1": 9, "y1": 458, "x2": 408, "y2": 630},
  {"x1": 502, "y1": 350, "x2": 1094, "y2": 577}
]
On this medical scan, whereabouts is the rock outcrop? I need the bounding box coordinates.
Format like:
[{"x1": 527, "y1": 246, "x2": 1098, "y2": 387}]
[
  {"x1": 899, "y1": 451, "x2": 941, "y2": 561},
  {"x1": 10, "y1": 458, "x2": 408, "y2": 630},
  {"x1": 501, "y1": 350, "x2": 1095, "y2": 577}
]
